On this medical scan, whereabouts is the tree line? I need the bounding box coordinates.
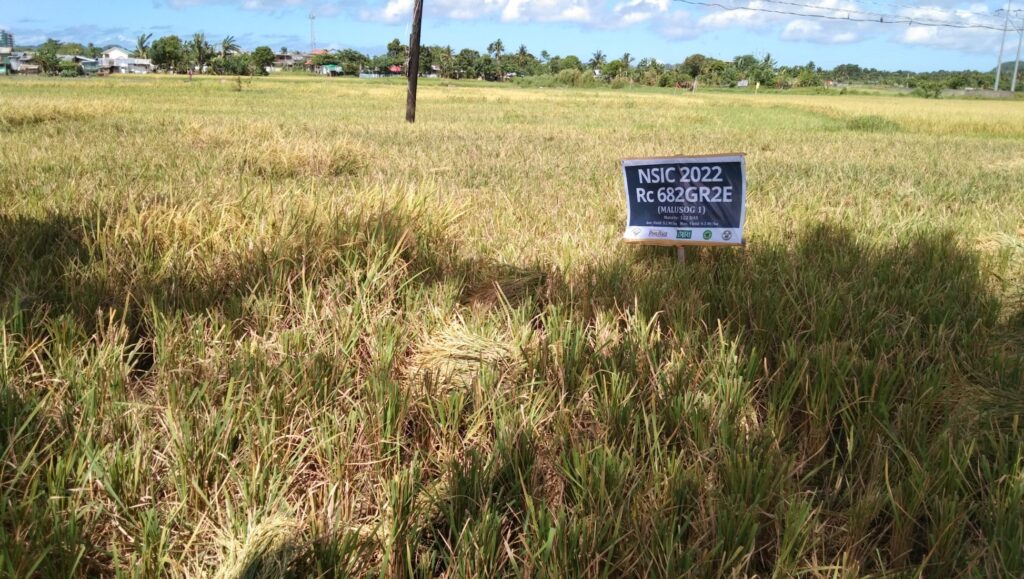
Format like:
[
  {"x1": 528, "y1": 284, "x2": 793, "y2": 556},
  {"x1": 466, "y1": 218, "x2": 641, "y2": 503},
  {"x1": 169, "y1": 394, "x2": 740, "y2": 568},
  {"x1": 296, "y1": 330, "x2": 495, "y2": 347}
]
[
  {"x1": 22, "y1": 35, "x2": 1010, "y2": 90},
  {"x1": 311, "y1": 38, "x2": 1005, "y2": 90},
  {"x1": 137, "y1": 34, "x2": 275, "y2": 76}
]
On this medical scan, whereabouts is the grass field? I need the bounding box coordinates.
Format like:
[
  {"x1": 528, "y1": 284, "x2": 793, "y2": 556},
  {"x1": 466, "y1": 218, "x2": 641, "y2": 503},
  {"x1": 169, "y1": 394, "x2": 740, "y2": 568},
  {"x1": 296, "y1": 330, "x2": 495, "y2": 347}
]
[{"x1": 1, "y1": 75, "x2": 1023, "y2": 577}]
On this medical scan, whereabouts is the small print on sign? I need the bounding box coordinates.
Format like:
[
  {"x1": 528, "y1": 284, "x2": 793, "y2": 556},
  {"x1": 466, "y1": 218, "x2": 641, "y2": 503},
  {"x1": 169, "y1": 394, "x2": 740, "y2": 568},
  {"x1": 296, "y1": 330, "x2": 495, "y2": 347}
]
[{"x1": 621, "y1": 153, "x2": 746, "y2": 246}]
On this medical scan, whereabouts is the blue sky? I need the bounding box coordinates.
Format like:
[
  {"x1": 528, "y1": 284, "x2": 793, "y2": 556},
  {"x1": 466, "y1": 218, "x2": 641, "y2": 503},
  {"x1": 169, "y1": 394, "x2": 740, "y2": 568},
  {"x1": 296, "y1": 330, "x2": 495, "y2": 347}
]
[{"x1": 1, "y1": 0, "x2": 1019, "y2": 71}]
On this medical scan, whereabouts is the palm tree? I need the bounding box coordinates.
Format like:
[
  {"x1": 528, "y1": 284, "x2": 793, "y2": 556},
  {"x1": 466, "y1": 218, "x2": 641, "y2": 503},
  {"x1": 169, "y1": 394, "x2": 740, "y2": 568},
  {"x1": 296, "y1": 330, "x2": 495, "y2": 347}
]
[
  {"x1": 621, "y1": 52, "x2": 633, "y2": 71},
  {"x1": 517, "y1": 44, "x2": 529, "y2": 71},
  {"x1": 134, "y1": 33, "x2": 153, "y2": 58},
  {"x1": 589, "y1": 50, "x2": 606, "y2": 71},
  {"x1": 220, "y1": 35, "x2": 240, "y2": 58},
  {"x1": 440, "y1": 45, "x2": 454, "y2": 78},
  {"x1": 487, "y1": 39, "x2": 504, "y2": 80},
  {"x1": 191, "y1": 33, "x2": 211, "y2": 71}
]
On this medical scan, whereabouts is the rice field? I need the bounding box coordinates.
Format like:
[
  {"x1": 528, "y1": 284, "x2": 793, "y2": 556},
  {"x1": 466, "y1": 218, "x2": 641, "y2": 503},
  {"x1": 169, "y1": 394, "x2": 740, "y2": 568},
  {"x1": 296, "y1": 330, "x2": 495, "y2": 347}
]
[{"x1": 1, "y1": 75, "x2": 1023, "y2": 577}]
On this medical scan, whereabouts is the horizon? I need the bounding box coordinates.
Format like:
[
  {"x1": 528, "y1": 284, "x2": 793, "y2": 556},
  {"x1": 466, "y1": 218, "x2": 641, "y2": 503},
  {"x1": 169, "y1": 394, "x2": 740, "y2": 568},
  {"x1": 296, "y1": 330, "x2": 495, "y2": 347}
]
[
  {"x1": 6, "y1": 36, "x2": 1023, "y2": 75},
  {"x1": 2, "y1": 1, "x2": 1023, "y2": 74}
]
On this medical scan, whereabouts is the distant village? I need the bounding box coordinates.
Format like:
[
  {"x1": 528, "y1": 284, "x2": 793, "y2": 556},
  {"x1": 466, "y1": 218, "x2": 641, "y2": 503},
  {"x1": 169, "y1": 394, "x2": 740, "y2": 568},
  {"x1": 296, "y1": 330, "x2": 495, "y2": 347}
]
[
  {"x1": 1, "y1": 27, "x2": 1018, "y2": 94},
  {"x1": 0, "y1": 30, "x2": 405, "y2": 78}
]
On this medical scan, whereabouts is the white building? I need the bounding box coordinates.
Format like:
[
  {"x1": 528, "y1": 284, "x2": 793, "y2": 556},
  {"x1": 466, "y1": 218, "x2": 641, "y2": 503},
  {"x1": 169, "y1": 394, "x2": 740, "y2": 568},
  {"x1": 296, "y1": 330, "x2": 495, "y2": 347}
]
[
  {"x1": 101, "y1": 47, "x2": 131, "y2": 60},
  {"x1": 98, "y1": 46, "x2": 152, "y2": 74}
]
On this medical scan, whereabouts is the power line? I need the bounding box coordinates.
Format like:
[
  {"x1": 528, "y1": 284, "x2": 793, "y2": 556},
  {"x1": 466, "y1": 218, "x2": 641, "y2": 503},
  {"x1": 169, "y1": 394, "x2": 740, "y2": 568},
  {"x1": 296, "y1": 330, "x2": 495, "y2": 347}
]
[
  {"x1": 707, "y1": 0, "x2": 1024, "y2": 30},
  {"x1": 753, "y1": 0, "x2": 998, "y2": 27},
  {"x1": 686, "y1": 0, "x2": 1008, "y2": 29},
  {"x1": 674, "y1": 0, "x2": 1013, "y2": 30},
  {"x1": 853, "y1": 0, "x2": 1012, "y2": 21},
  {"x1": 764, "y1": 0, "x2": 1024, "y2": 29}
]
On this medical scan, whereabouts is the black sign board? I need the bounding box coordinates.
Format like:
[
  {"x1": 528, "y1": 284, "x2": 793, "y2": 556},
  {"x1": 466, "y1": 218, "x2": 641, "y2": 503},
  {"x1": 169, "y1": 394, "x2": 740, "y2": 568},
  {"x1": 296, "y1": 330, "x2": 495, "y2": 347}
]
[{"x1": 621, "y1": 154, "x2": 746, "y2": 246}]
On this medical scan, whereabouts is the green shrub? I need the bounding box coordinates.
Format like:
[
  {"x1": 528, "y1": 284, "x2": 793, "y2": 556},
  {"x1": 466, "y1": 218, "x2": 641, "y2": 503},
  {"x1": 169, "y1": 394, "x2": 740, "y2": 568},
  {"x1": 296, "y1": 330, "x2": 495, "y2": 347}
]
[
  {"x1": 912, "y1": 81, "x2": 943, "y2": 98},
  {"x1": 513, "y1": 74, "x2": 559, "y2": 88},
  {"x1": 58, "y1": 61, "x2": 79, "y2": 77},
  {"x1": 556, "y1": 68, "x2": 596, "y2": 88},
  {"x1": 515, "y1": 71, "x2": 598, "y2": 88}
]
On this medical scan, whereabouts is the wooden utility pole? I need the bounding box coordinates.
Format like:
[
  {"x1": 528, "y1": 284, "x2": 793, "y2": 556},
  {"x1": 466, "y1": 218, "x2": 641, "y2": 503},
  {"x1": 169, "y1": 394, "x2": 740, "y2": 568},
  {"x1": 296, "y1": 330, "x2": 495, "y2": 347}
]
[{"x1": 405, "y1": 0, "x2": 424, "y2": 123}]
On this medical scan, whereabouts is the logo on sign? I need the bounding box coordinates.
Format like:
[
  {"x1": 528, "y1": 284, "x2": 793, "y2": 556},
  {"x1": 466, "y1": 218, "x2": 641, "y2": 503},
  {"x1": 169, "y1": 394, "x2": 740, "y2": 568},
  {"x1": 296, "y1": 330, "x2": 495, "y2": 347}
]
[
  {"x1": 630, "y1": 227, "x2": 642, "y2": 237},
  {"x1": 648, "y1": 229, "x2": 668, "y2": 238},
  {"x1": 702, "y1": 230, "x2": 713, "y2": 240},
  {"x1": 722, "y1": 230, "x2": 733, "y2": 241},
  {"x1": 676, "y1": 230, "x2": 692, "y2": 240}
]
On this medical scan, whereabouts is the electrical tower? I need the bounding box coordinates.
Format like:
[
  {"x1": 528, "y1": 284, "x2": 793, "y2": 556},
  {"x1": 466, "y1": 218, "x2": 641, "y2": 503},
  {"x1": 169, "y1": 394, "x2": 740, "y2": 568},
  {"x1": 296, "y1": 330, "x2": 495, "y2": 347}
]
[
  {"x1": 309, "y1": 12, "x2": 317, "y2": 53},
  {"x1": 994, "y1": 7, "x2": 1024, "y2": 91}
]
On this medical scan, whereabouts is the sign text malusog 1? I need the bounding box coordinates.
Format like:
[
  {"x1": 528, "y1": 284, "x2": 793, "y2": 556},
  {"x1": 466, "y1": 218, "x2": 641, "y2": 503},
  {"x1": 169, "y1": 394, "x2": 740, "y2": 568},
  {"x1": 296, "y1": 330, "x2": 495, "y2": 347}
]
[{"x1": 621, "y1": 154, "x2": 746, "y2": 246}]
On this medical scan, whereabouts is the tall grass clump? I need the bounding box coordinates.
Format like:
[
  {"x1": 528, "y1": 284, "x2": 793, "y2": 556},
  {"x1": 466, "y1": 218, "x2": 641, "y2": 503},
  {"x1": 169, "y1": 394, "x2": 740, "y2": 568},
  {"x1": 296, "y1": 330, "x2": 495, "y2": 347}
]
[
  {"x1": 236, "y1": 137, "x2": 365, "y2": 178},
  {"x1": 846, "y1": 114, "x2": 901, "y2": 132},
  {"x1": 0, "y1": 103, "x2": 92, "y2": 129}
]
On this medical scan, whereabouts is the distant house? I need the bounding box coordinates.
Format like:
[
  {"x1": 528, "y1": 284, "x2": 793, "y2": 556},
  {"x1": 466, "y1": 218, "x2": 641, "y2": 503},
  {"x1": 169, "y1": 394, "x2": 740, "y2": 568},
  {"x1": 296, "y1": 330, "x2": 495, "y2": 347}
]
[
  {"x1": 59, "y1": 54, "x2": 100, "y2": 75},
  {"x1": 270, "y1": 51, "x2": 304, "y2": 72},
  {"x1": 98, "y1": 46, "x2": 152, "y2": 74},
  {"x1": 305, "y1": 49, "x2": 329, "y2": 73},
  {"x1": 737, "y1": 79, "x2": 750, "y2": 88},
  {"x1": 10, "y1": 52, "x2": 40, "y2": 75}
]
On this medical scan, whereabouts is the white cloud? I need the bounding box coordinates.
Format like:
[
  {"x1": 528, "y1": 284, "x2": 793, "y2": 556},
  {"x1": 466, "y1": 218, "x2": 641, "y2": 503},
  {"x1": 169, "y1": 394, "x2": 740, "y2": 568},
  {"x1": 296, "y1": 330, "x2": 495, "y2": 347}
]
[
  {"x1": 364, "y1": 0, "x2": 657, "y2": 27},
  {"x1": 168, "y1": 0, "x2": 304, "y2": 6},
  {"x1": 19, "y1": 0, "x2": 1010, "y2": 55},
  {"x1": 698, "y1": 0, "x2": 864, "y2": 30},
  {"x1": 377, "y1": 0, "x2": 413, "y2": 22},
  {"x1": 698, "y1": 0, "x2": 779, "y2": 28},
  {"x1": 611, "y1": 0, "x2": 670, "y2": 26},
  {"x1": 366, "y1": 0, "x2": 589, "y2": 24},
  {"x1": 781, "y1": 19, "x2": 860, "y2": 43},
  {"x1": 156, "y1": 0, "x2": 1008, "y2": 53},
  {"x1": 165, "y1": 0, "x2": 345, "y2": 16},
  {"x1": 501, "y1": 0, "x2": 597, "y2": 23},
  {"x1": 691, "y1": 0, "x2": 1011, "y2": 51},
  {"x1": 7, "y1": 24, "x2": 136, "y2": 47},
  {"x1": 899, "y1": 25, "x2": 998, "y2": 53},
  {"x1": 896, "y1": 4, "x2": 1004, "y2": 52},
  {"x1": 655, "y1": 9, "x2": 699, "y2": 39}
]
